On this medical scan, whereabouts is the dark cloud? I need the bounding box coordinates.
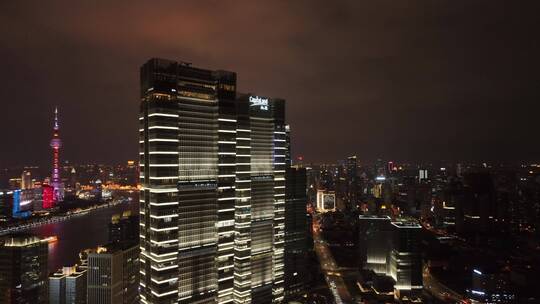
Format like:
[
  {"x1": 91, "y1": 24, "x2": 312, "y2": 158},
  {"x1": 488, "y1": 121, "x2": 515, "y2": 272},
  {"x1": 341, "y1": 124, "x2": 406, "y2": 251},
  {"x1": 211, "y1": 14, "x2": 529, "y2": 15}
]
[{"x1": 0, "y1": 1, "x2": 539, "y2": 167}]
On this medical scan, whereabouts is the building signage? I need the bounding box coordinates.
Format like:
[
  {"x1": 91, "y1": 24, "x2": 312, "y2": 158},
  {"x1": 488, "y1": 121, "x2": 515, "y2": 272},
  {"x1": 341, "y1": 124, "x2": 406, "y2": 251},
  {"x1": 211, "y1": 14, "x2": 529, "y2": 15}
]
[{"x1": 249, "y1": 96, "x2": 269, "y2": 110}]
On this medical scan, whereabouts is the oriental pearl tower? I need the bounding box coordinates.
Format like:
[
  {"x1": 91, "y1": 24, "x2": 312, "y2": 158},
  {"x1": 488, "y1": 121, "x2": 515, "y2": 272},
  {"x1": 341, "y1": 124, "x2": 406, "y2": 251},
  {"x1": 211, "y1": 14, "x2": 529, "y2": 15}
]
[{"x1": 50, "y1": 107, "x2": 64, "y2": 202}]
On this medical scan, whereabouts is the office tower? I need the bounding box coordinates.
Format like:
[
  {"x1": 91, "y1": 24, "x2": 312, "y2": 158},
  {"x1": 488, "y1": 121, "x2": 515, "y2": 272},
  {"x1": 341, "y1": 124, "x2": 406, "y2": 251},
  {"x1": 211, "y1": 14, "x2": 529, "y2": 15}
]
[
  {"x1": 346, "y1": 156, "x2": 358, "y2": 209},
  {"x1": 0, "y1": 190, "x2": 13, "y2": 220},
  {"x1": 316, "y1": 189, "x2": 336, "y2": 212},
  {"x1": 139, "y1": 58, "x2": 288, "y2": 304},
  {"x1": 49, "y1": 265, "x2": 87, "y2": 304},
  {"x1": 21, "y1": 171, "x2": 33, "y2": 190},
  {"x1": 358, "y1": 215, "x2": 391, "y2": 274},
  {"x1": 87, "y1": 244, "x2": 139, "y2": 304},
  {"x1": 418, "y1": 169, "x2": 428, "y2": 181},
  {"x1": 388, "y1": 221, "x2": 423, "y2": 300},
  {"x1": 284, "y1": 167, "x2": 307, "y2": 300},
  {"x1": 42, "y1": 184, "x2": 55, "y2": 209},
  {"x1": 11, "y1": 190, "x2": 31, "y2": 218},
  {"x1": 0, "y1": 235, "x2": 48, "y2": 304},
  {"x1": 462, "y1": 172, "x2": 496, "y2": 237},
  {"x1": 87, "y1": 247, "x2": 124, "y2": 304},
  {"x1": 285, "y1": 125, "x2": 291, "y2": 166},
  {"x1": 50, "y1": 107, "x2": 64, "y2": 203}
]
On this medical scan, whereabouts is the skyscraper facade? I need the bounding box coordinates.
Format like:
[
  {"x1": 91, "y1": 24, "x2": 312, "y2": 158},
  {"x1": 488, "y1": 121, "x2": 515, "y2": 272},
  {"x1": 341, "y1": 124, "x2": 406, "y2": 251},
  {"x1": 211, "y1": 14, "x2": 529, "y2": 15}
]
[
  {"x1": 139, "y1": 58, "x2": 290, "y2": 304},
  {"x1": 284, "y1": 166, "x2": 308, "y2": 300},
  {"x1": 49, "y1": 265, "x2": 87, "y2": 304},
  {"x1": 0, "y1": 235, "x2": 48, "y2": 304}
]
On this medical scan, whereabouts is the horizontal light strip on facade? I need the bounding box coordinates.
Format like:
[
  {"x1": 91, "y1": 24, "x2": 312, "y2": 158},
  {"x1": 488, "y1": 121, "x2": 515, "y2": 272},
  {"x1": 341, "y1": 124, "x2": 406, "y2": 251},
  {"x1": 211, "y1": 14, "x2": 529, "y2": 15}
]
[
  {"x1": 148, "y1": 139, "x2": 179, "y2": 142},
  {"x1": 151, "y1": 265, "x2": 178, "y2": 271},
  {"x1": 218, "y1": 130, "x2": 237, "y2": 133},
  {"x1": 151, "y1": 277, "x2": 178, "y2": 284},
  {"x1": 148, "y1": 113, "x2": 179, "y2": 118},
  {"x1": 218, "y1": 197, "x2": 236, "y2": 201},
  {"x1": 148, "y1": 126, "x2": 179, "y2": 130},
  {"x1": 150, "y1": 201, "x2": 178, "y2": 206},
  {"x1": 150, "y1": 239, "x2": 176, "y2": 245},
  {"x1": 218, "y1": 276, "x2": 234, "y2": 282},
  {"x1": 151, "y1": 290, "x2": 178, "y2": 298},
  {"x1": 149, "y1": 151, "x2": 179, "y2": 155},
  {"x1": 218, "y1": 208, "x2": 235, "y2": 212},
  {"x1": 141, "y1": 251, "x2": 176, "y2": 263},
  {"x1": 149, "y1": 164, "x2": 178, "y2": 167},
  {"x1": 150, "y1": 227, "x2": 178, "y2": 231},
  {"x1": 218, "y1": 118, "x2": 237, "y2": 122},
  {"x1": 150, "y1": 214, "x2": 179, "y2": 219}
]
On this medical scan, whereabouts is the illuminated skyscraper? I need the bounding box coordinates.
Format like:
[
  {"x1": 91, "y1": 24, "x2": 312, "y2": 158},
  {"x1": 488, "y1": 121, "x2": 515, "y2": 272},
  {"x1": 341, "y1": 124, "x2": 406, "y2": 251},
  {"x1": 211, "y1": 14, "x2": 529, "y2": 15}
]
[
  {"x1": 21, "y1": 171, "x2": 33, "y2": 190},
  {"x1": 50, "y1": 107, "x2": 64, "y2": 203},
  {"x1": 139, "y1": 58, "x2": 288, "y2": 304}
]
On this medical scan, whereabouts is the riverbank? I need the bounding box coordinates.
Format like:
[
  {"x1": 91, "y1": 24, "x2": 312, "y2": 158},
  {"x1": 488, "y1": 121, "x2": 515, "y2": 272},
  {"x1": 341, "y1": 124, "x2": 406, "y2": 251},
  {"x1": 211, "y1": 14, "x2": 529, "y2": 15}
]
[{"x1": 0, "y1": 199, "x2": 123, "y2": 236}]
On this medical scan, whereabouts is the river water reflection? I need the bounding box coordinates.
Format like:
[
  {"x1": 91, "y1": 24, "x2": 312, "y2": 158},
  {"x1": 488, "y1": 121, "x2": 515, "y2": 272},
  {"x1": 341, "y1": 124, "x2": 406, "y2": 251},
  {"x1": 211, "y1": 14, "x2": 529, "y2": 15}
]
[{"x1": 25, "y1": 201, "x2": 138, "y2": 272}]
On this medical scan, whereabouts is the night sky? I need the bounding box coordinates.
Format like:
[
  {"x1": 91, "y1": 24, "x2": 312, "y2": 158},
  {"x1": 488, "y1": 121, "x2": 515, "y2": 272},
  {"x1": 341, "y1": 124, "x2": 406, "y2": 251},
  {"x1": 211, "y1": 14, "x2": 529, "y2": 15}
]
[{"x1": 1, "y1": 1, "x2": 539, "y2": 168}]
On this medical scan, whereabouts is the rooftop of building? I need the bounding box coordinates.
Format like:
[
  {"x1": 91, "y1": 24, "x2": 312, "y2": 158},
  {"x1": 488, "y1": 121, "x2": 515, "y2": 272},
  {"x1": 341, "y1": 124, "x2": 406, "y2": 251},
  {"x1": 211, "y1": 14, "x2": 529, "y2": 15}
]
[{"x1": 1, "y1": 234, "x2": 46, "y2": 247}]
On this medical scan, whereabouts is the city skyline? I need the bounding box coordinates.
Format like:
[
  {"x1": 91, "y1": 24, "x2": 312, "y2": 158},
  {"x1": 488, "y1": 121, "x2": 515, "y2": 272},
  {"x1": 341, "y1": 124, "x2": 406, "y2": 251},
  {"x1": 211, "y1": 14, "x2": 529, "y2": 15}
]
[
  {"x1": 2, "y1": 2, "x2": 540, "y2": 304},
  {"x1": 2, "y1": 1, "x2": 540, "y2": 168}
]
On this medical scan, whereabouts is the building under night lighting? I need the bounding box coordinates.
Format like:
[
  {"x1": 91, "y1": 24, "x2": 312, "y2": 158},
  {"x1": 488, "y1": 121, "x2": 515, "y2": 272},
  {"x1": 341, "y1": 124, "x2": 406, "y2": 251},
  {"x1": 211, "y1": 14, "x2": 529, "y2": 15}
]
[{"x1": 139, "y1": 58, "x2": 291, "y2": 304}]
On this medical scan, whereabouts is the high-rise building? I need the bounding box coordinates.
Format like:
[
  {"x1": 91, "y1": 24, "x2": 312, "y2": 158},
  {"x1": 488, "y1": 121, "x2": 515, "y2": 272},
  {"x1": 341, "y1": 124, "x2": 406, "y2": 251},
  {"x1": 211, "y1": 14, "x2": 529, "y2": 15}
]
[
  {"x1": 284, "y1": 166, "x2": 308, "y2": 300},
  {"x1": 49, "y1": 265, "x2": 87, "y2": 304},
  {"x1": 388, "y1": 221, "x2": 423, "y2": 300},
  {"x1": 87, "y1": 244, "x2": 139, "y2": 304},
  {"x1": 21, "y1": 171, "x2": 33, "y2": 190},
  {"x1": 0, "y1": 190, "x2": 13, "y2": 220},
  {"x1": 139, "y1": 58, "x2": 289, "y2": 304},
  {"x1": 358, "y1": 215, "x2": 392, "y2": 275},
  {"x1": 42, "y1": 184, "x2": 55, "y2": 209},
  {"x1": 345, "y1": 155, "x2": 358, "y2": 209},
  {"x1": 50, "y1": 107, "x2": 64, "y2": 203},
  {"x1": 0, "y1": 235, "x2": 48, "y2": 304},
  {"x1": 316, "y1": 189, "x2": 336, "y2": 212}
]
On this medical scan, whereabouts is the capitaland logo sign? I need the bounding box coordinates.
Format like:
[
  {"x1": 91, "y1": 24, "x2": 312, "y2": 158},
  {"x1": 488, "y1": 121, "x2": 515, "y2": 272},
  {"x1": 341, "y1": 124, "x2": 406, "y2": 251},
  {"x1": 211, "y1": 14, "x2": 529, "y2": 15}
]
[{"x1": 249, "y1": 96, "x2": 269, "y2": 110}]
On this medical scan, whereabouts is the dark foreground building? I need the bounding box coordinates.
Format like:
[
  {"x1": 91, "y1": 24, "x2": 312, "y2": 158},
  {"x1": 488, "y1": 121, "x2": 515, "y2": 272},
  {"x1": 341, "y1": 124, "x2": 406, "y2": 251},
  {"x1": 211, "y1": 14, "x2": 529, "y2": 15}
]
[
  {"x1": 0, "y1": 235, "x2": 48, "y2": 304},
  {"x1": 284, "y1": 166, "x2": 308, "y2": 300}
]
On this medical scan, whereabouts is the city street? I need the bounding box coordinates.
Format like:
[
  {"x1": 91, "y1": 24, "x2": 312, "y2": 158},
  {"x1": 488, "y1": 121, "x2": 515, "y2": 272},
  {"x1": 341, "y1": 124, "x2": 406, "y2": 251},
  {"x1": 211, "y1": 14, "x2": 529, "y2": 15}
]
[{"x1": 313, "y1": 214, "x2": 354, "y2": 304}]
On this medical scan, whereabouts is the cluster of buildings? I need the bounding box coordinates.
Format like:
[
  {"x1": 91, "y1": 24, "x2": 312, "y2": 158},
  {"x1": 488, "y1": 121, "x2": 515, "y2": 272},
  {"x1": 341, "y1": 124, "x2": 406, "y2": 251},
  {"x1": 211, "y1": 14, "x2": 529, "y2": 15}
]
[
  {"x1": 0, "y1": 109, "x2": 65, "y2": 220},
  {"x1": 0, "y1": 212, "x2": 139, "y2": 304},
  {"x1": 308, "y1": 157, "x2": 540, "y2": 303}
]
